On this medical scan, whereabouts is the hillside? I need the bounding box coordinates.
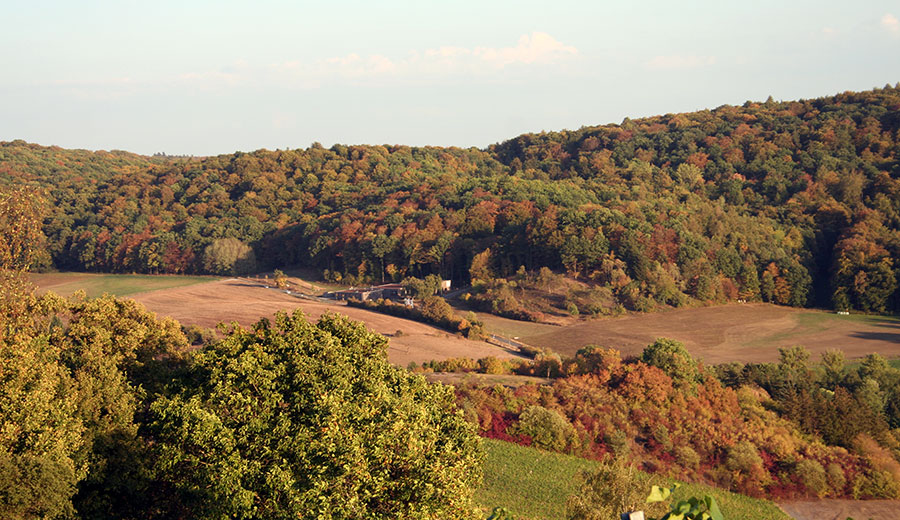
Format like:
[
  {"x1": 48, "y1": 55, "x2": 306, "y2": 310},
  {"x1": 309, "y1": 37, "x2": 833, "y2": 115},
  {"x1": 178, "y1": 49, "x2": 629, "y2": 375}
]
[
  {"x1": 3, "y1": 85, "x2": 900, "y2": 314},
  {"x1": 479, "y1": 438, "x2": 792, "y2": 520}
]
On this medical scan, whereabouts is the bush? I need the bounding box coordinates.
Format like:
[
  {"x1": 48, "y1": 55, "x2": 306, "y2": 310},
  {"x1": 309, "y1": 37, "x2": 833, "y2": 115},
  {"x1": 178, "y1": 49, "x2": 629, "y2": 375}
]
[
  {"x1": 514, "y1": 405, "x2": 575, "y2": 452},
  {"x1": 726, "y1": 441, "x2": 763, "y2": 474},
  {"x1": 422, "y1": 295, "x2": 454, "y2": 322},
  {"x1": 851, "y1": 470, "x2": 900, "y2": 499},
  {"x1": 605, "y1": 430, "x2": 631, "y2": 458},
  {"x1": 651, "y1": 424, "x2": 673, "y2": 451},
  {"x1": 641, "y1": 338, "x2": 699, "y2": 384},
  {"x1": 566, "y1": 459, "x2": 660, "y2": 520},
  {"x1": 795, "y1": 459, "x2": 827, "y2": 497},
  {"x1": 826, "y1": 462, "x2": 846, "y2": 493},
  {"x1": 675, "y1": 445, "x2": 701, "y2": 470},
  {"x1": 183, "y1": 324, "x2": 217, "y2": 345},
  {"x1": 479, "y1": 356, "x2": 507, "y2": 375}
]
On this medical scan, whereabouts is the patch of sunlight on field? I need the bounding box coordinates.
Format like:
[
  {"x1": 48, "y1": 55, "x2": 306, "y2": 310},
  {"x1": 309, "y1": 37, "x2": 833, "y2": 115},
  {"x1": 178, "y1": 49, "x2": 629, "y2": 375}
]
[{"x1": 30, "y1": 272, "x2": 215, "y2": 298}]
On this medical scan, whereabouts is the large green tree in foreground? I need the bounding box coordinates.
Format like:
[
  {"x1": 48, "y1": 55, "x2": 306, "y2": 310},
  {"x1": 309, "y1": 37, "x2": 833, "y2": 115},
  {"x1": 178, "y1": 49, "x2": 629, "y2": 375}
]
[
  {"x1": 148, "y1": 311, "x2": 483, "y2": 519},
  {"x1": 0, "y1": 292, "x2": 190, "y2": 520},
  {"x1": 1, "y1": 283, "x2": 482, "y2": 518}
]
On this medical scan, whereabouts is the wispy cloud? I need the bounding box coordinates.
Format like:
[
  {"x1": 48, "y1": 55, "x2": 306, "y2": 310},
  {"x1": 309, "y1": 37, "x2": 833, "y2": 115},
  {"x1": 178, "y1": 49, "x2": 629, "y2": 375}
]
[
  {"x1": 474, "y1": 32, "x2": 578, "y2": 67},
  {"x1": 645, "y1": 55, "x2": 716, "y2": 70},
  {"x1": 882, "y1": 13, "x2": 900, "y2": 34},
  {"x1": 176, "y1": 32, "x2": 578, "y2": 90},
  {"x1": 420, "y1": 32, "x2": 577, "y2": 68}
]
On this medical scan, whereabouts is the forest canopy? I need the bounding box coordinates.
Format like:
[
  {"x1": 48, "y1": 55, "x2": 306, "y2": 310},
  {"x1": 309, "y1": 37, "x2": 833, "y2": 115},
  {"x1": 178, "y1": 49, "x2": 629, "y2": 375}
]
[{"x1": 3, "y1": 86, "x2": 900, "y2": 312}]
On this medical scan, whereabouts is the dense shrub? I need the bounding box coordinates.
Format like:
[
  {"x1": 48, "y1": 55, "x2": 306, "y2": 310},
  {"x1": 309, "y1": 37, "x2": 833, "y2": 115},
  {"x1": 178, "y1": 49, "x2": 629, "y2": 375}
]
[
  {"x1": 795, "y1": 459, "x2": 827, "y2": 497},
  {"x1": 826, "y1": 463, "x2": 846, "y2": 494},
  {"x1": 514, "y1": 406, "x2": 576, "y2": 453},
  {"x1": 852, "y1": 470, "x2": 900, "y2": 499},
  {"x1": 726, "y1": 442, "x2": 763, "y2": 474},
  {"x1": 641, "y1": 338, "x2": 699, "y2": 385},
  {"x1": 453, "y1": 342, "x2": 892, "y2": 499},
  {"x1": 566, "y1": 459, "x2": 661, "y2": 520},
  {"x1": 675, "y1": 446, "x2": 701, "y2": 470},
  {"x1": 605, "y1": 430, "x2": 631, "y2": 458}
]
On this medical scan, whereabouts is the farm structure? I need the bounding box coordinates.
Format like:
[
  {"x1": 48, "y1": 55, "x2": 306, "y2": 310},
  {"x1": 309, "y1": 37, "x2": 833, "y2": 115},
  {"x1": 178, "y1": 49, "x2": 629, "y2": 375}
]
[{"x1": 328, "y1": 283, "x2": 407, "y2": 302}]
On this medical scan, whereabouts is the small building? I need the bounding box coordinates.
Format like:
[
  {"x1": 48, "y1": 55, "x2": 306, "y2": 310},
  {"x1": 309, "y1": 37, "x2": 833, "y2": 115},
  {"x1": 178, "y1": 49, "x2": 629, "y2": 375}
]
[{"x1": 440, "y1": 279, "x2": 451, "y2": 293}]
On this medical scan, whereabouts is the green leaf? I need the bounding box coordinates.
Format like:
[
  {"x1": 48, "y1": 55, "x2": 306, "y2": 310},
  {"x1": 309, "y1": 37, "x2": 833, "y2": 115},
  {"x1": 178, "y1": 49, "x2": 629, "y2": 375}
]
[
  {"x1": 705, "y1": 496, "x2": 724, "y2": 520},
  {"x1": 646, "y1": 485, "x2": 674, "y2": 503}
]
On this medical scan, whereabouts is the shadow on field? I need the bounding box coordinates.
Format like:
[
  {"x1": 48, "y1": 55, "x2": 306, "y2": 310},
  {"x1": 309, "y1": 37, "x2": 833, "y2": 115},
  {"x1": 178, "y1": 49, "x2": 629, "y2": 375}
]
[
  {"x1": 872, "y1": 321, "x2": 900, "y2": 330},
  {"x1": 850, "y1": 331, "x2": 900, "y2": 343}
]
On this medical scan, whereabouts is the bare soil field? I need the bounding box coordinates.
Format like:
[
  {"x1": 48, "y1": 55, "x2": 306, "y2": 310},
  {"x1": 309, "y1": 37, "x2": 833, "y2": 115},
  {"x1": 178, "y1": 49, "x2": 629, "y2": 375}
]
[
  {"x1": 33, "y1": 274, "x2": 900, "y2": 367},
  {"x1": 778, "y1": 498, "x2": 900, "y2": 520},
  {"x1": 518, "y1": 303, "x2": 900, "y2": 364},
  {"x1": 126, "y1": 278, "x2": 523, "y2": 367}
]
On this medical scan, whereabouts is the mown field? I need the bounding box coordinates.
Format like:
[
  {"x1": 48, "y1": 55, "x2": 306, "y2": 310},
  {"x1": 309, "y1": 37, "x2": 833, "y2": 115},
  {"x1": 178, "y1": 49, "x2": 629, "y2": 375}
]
[
  {"x1": 478, "y1": 439, "x2": 791, "y2": 520},
  {"x1": 29, "y1": 272, "x2": 215, "y2": 298},
  {"x1": 477, "y1": 303, "x2": 900, "y2": 364}
]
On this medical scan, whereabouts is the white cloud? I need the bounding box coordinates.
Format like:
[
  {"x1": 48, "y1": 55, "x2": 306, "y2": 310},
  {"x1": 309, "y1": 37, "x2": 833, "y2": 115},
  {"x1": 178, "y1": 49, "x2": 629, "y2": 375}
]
[
  {"x1": 882, "y1": 13, "x2": 899, "y2": 34},
  {"x1": 645, "y1": 55, "x2": 716, "y2": 70},
  {"x1": 473, "y1": 32, "x2": 578, "y2": 67},
  {"x1": 424, "y1": 46, "x2": 471, "y2": 59},
  {"x1": 175, "y1": 33, "x2": 578, "y2": 90}
]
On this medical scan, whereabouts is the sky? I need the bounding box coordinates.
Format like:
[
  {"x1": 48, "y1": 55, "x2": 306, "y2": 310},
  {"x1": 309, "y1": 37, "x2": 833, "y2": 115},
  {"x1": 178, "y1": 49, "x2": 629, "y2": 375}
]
[{"x1": 1, "y1": 0, "x2": 899, "y2": 156}]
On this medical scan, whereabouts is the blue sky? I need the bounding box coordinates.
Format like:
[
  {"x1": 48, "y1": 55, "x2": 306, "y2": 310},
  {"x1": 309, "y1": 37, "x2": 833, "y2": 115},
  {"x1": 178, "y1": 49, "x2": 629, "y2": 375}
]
[{"x1": 1, "y1": 1, "x2": 899, "y2": 155}]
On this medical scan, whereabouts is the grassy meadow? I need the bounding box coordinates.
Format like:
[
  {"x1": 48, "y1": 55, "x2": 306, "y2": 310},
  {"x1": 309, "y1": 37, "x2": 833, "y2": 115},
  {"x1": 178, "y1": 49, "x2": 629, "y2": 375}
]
[
  {"x1": 29, "y1": 272, "x2": 215, "y2": 298},
  {"x1": 479, "y1": 438, "x2": 790, "y2": 520}
]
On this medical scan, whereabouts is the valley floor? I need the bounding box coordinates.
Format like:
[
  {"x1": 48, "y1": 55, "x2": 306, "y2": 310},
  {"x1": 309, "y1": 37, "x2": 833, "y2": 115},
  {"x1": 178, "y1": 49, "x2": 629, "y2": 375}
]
[{"x1": 128, "y1": 277, "x2": 524, "y2": 366}]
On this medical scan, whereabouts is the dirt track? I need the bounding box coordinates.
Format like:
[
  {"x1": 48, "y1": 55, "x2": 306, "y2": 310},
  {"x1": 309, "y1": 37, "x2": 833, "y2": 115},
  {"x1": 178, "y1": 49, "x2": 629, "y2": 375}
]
[
  {"x1": 129, "y1": 279, "x2": 523, "y2": 366},
  {"x1": 521, "y1": 303, "x2": 900, "y2": 364}
]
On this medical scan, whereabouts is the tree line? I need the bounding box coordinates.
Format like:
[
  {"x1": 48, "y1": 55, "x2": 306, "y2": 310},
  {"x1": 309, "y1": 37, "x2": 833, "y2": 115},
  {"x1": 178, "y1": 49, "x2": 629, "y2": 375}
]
[{"x1": 3, "y1": 85, "x2": 900, "y2": 312}]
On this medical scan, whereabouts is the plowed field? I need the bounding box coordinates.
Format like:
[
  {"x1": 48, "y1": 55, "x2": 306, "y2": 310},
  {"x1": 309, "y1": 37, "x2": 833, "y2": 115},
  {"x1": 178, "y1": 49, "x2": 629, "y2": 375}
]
[{"x1": 127, "y1": 278, "x2": 522, "y2": 366}]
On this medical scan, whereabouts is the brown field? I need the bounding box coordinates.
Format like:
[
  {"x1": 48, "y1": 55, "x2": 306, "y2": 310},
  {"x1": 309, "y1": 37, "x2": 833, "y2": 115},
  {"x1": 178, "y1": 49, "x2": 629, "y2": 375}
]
[
  {"x1": 517, "y1": 303, "x2": 900, "y2": 364},
  {"x1": 33, "y1": 273, "x2": 900, "y2": 368},
  {"x1": 777, "y1": 498, "x2": 900, "y2": 520},
  {"x1": 125, "y1": 278, "x2": 523, "y2": 367}
]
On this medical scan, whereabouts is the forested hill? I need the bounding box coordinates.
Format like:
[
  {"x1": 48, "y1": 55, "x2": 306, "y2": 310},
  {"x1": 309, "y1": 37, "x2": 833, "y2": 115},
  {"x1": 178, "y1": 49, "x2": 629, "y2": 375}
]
[{"x1": 3, "y1": 86, "x2": 900, "y2": 313}]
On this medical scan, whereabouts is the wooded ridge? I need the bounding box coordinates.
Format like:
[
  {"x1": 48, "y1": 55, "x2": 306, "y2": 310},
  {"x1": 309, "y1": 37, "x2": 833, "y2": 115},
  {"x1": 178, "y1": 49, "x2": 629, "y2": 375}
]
[{"x1": 3, "y1": 85, "x2": 900, "y2": 313}]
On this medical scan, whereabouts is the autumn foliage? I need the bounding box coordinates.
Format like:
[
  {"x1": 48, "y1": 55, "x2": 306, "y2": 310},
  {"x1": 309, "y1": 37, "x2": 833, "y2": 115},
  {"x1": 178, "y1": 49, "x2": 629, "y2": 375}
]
[
  {"x1": 3, "y1": 86, "x2": 900, "y2": 313},
  {"x1": 452, "y1": 343, "x2": 900, "y2": 500}
]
